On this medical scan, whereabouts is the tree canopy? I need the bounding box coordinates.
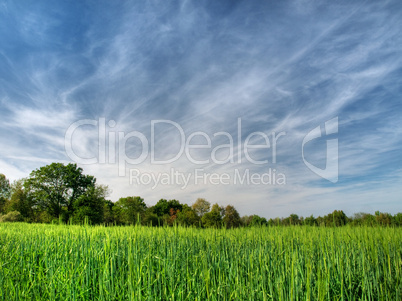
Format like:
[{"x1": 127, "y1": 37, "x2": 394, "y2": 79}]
[
  {"x1": 0, "y1": 174, "x2": 10, "y2": 198},
  {"x1": 114, "y1": 196, "x2": 147, "y2": 225},
  {"x1": 192, "y1": 198, "x2": 210, "y2": 217},
  {"x1": 0, "y1": 174, "x2": 11, "y2": 214},
  {"x1": 223, "y1": 205, "x2": 241, "y2": 228},
  {"x1": 1, "y1": 163, "x2": 402, "y2": 228},
  {"x1": 26, "y1": 163, "x2": 96, "y2": 222}
]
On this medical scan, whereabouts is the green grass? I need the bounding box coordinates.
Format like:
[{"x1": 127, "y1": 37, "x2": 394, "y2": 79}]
[{"x1": 0, "y1": 224, "x2": 401, "y2": 300}]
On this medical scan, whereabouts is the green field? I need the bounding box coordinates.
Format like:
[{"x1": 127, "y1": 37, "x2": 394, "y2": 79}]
[{"x1": 0, "y1": 224, "x2": 401, "y2": 300}]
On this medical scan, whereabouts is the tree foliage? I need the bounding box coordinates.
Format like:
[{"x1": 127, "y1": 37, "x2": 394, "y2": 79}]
[
  {"x1": 26, "y1": 163, "x2": 96, "y2": 221},
  {"x1": 324, "y1": 210, "x2": 348, "y2": 227},
  {"x1": 176, "y1": 204, "x2": 200, "y2": 227},
  {"x1": 7, "y1": 180, "x2": 33, "y2": 220},
  {"x1": 223, "y1": 205, "x2": 241, "y2": 228},
  {"x1": 2, "y1": 163, "x2": 402, "y2": 228},
  {"x1": 0, "y1": 210, "x2": 23, "y2": 222},
  {"x1": 0, "y1": 174, "x2": 10, "y2": 213},
  {"x1": 192, "y1": 198, "x2": 210, "y2": 217},
  {"x1": 0, "y1": 174, "x2": 10, "y2": 198},
  {"x1": 114, "y1": 196, "x2": 146, "y2": 224},
  {"x1": 72, "y1": 185, "x2": 109, "y2": 224},
  {"x1": 202, "y1": 203, "x2": 224, "y2": 228}
]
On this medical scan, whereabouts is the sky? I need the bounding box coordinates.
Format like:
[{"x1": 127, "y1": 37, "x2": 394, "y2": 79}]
[{"x1": 0, "y1": 0, "x2": 401, "y2": 219}]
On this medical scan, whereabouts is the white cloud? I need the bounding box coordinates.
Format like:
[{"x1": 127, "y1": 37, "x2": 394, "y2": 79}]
[{"x1": 0, "y1": 0, "x2": 401, "y2": 218}]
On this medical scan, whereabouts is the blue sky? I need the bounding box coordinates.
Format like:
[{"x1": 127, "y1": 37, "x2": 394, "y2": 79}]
[{"x1": 0, "y1": 0, "x2": 401, "y2": 218}]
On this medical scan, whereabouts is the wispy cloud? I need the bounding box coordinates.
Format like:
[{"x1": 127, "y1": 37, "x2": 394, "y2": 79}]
[{"x1": 0, "y1": 0, "x2": 401, "y2": 217}]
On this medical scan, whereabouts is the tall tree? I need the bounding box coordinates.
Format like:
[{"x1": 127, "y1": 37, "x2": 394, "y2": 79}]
[
  {"x1": 114, "y1": 196, "x2": 147, "y2": 224},
  {"x1": 249, "y1": 215, "x2": 268, "y2": 227},
  {"x1": 153, "y1": 199, "x2": 169, "y2": 216},
  {"x1": 72, "y1": 185, "x2": 109, "y2": 224},
  {"x1": 289, "y1": 214, "x2": 301, "y2": 225},
  {"x1": 153, "y1": 199, "x2": 183, "y2": 221},
  {"x1": 142, "y1": 207, "x2": 159, "y2": 226},
  {"x1": 26, "y1": 163, "x2": 96, "y2": 221},
  {"x1": 7, "y1": 179, "x2": 33, "y2": 220},
  {"x1": 324, "y1": 210, "x2": 348, "y2": 227},
  {"x1": 103, "y1": 200, "x2": 116, "y2": 224},
  {"x1": 223, "y1": 205, "x2": 241, "y2": 228},
  {"x1": 176, "y1": 204, "x2": 200, "y2": 227},
  {"x1": 0, "y1": 174, "x2": 10, "y2": 213},
  {"x1": 304, "y1": 215, "x2": 317, "y2": 226},
  {"x1": 202, "y1": 203, "x2": 224, "y2": 228},
  {"x1": 375, "y1": 211, "x2": 392, "y2": 226},
  {"x1": 0, "y1": 174, "x2": 10, "y2": 198},
  {"x1": 152, "y1": 199, "x2": 183, "y2": 226},
  {"x1": 192, "y1": 198, "x2": 210, "y2": 217}
]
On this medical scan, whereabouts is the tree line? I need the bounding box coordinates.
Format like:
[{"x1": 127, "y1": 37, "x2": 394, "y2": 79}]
[{"x1": 0, "y1": 163, "x2": 401, "y2": 227}]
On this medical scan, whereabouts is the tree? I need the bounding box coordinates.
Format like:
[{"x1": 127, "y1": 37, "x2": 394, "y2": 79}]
[
  {"x1": 7, "y1": 180, "x2": 34, "y2": 221},
  {"x1": 249, "y1": 215, "x2": 268, "y2": 227},
  {"x1": 167, "y1": 207, "x2": 180, "y2": 226},
  {"x1": 26, "y1": 163, "x2": 96, "y2": 221},
  {"x1": 153, "y1": 199, "x2": 169, "y2": 216},
  {"x1": 0, "y1": 174, "x2": 10, "y2": 214},
  {"x1": 152, "y1": 199, "x2": 183, "y2": 226},
  {"x1": 304, "y1": 215, "x2": 317, "y2": 226},
  {"x1": 103, "y1": 200, "x2": 116, "y2": 224},
  {"x1": 316, "y1": 216, "x2": 325, "y2": 226},
  {"x1": 324, "y1": 210, "x2": 348, "y2": 227},
  {"x1": 153, "y1": 199, "x2": 183, "y2": 216},
  {"x1": 142, "y1": 207, "x2": 160, "y2": 226},
  {"x1": 72, "y1": 185, "x2": 109, "y2": 224},
  {"x1": 192, "y1": 198, "x2": 210, "y2": 217},
  {"x1": 0, "y1": 211, "x2": 23, "y2": 222},
  {"x1": 289, "y1": 214, "x2": 301, "y2": 225},
  {"x1": 282, "y1": 214, "x2": 301, "y2": 226},
  {"x1": 350, "y1": 212, "x2": 376, "y2": 226},
  {"x1": 241, "y1": 215, "x2": 251, "y2": 226},
  {"x1": 0, "y1": 174, "x2": 10, "y2": 198},
  {"x1": 223, "y1": 205, "x2": 241, "y2": 228},
  {"x1": 202, "y1": 203, "x2": 224, "y2": 228},
  {"x1": 114, "y1": 196, "x2": 147, "y2": 224},
  {"x1": 392, "y1": 213, "x2": 402, "y2": 226},
  {"x1": 375, "y1": 211, "x2": 392, "y2": 226},
  {"x1": 176, "y1": 204, "x2": 201, "y2": 227}
]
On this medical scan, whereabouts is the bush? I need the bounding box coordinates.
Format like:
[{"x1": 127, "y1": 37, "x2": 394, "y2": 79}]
[{"x1": 0, "y1": 211, "x2": 23, "y2": 222}]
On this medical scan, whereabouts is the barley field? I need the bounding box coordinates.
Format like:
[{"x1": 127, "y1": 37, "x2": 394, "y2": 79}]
[{"x1": 0, "y1": 223, "x2": 400, "y2": 300}]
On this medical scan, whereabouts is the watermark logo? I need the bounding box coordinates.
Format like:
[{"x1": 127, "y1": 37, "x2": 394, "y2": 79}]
[
  {"x1": 129, "y1": 168, "x2": 286, "y2": 190},
  {"x1": 64, "y1": 117, "x2": 339, "y2": 186},
  {"x1": 64, "y1": 118, "x2": 286, "y2": 177},
  {"x1": 302, "y1": 117, "x2": 338, "y2": 183}
]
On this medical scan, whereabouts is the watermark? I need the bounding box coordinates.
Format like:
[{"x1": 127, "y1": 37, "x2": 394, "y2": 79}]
[
  {"x1": 64, "y1": 118, "x2": 286, "y2": 176},
  {"x1": 129, "y1": 168, "x2": 286, "y2": 190},
  {"x1": 302, "y1": 117, "x2": 338, "y2": 183},
  {"x1": 64, "y1": 117, "x2": 338, "y2": 185}
]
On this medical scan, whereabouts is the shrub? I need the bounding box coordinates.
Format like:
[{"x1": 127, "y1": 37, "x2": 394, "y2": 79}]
[{"x1": 0, "y1": 211, "x2": 23, "y2": 222}]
